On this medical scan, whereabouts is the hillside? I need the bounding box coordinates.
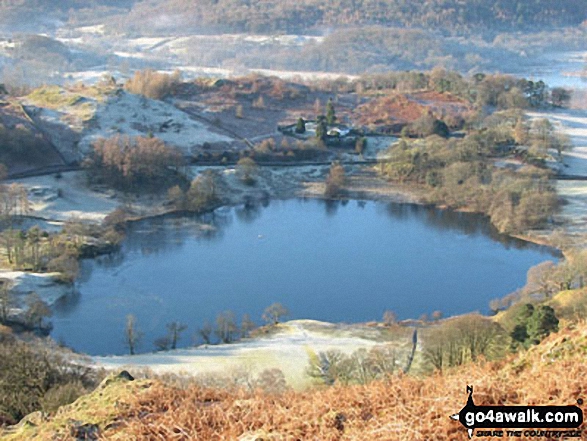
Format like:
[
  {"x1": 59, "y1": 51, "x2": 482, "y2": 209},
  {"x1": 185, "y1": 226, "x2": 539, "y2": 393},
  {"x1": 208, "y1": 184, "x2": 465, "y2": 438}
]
[
  {"x1": 1, "y1": 0, "x2": 585, "y2": 35},
  {"x1": 20, "y1": 83, "x2": 233, "y2": 164},
  {"x1": 115, "y1": 0, "x2": 587, "y2": 35},
  {"x1": 3, "y1": 319, "x2": 586, "y2": 440},
  {"x1": 0, "y1": 1, "x2": 134, "y2": 32}
]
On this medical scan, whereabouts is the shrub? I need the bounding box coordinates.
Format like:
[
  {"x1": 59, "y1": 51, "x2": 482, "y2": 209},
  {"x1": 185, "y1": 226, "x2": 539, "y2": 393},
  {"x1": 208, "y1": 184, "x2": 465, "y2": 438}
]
[
  {"x1": 324, "y1": 162, "x2": 346, "y2": 198},
  {"x1": 84, "y1": 136, "x2": 184, "y2": 192},
  {"x1": 124, "y1": 69, "x2": 181, "y2": 100},
  {"x1": 0, "y1": 340, "x2": 99, "y2": 421},
  {"x1": 39, "y1": 381, "x2": 86, "y2": 413}
]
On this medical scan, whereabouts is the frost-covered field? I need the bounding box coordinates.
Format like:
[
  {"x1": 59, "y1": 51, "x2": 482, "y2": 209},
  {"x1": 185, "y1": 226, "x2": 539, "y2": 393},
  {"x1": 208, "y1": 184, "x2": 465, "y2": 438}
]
[
  {"x1": 77, "y1": 92, "x2": 233, "y2": 155},
  {"x1": 528, "y1": 108, "x2": 587, "y2": 234},
  {"x1": 94, "y1": 320, "x2": 408, "y2": 390}
]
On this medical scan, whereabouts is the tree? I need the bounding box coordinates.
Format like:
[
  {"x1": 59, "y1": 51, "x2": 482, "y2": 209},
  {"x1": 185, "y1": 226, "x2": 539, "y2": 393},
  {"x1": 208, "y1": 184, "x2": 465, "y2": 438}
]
[
  {"x1": 0, "y1": 280, "x2": 15, "y2": 324},
  {"x1": 513, "y1": 118, "x2": 529, "y2": 145},
  {"x1": 124, "y1": 314, "x2": 143, "y2": 355},
  {"x1": 236, "y1": 157, "x2": 258, "y2": 186},
  {"x1": 198, "y1": 320, "x2": 213, "y2": 345},
  {"x1": 552, "y1": 133, "x2": 571, "y2": 161},
  {"x1": 167, "y1": 321, "x2": 187, "y2": 350},
  {"x1": 382, "y1": 310, "x2": 397, "y2": 326},
  {"x1": 324, "y1": 162, "x2": 346, "y2": 198},
  {"x1": 252, "y1": 96, "x2": 265, "y2": 109},
  {"x1": 124, "y1": 69, "x2": 181, "y2": 100},
  {"x1": 510, "y1": 323, "x2": 529, "y2": 348},
  {"x1": 551, "y1": 88, "x2": 571, "y2": 107},
  {"x1": 423, "y1": 314, "x2": 507, "y2": 371},
  {"x1": 532, "y1": 118, "x2": 553, "y2": 143},
  {"x1": 525, "y1": 261, "x2": 557, "y2": 298},
  {"x1": 240, "y1": 313, "x2": 256, "y2": 338},
  {"x1": 235, "y1": 104, "x2": 244, "y2": 119},
  {"x1": 355, "y1": 137, "x2": 367, "y2": 155},
  {"x1": 0, "y1": 339, "x2": 97, "y2": 422},
  {"x1": 215, "y1": 310, "x2": 238, "y2": 343},
  {"x1": 526, "y1": 305, "x2": 558, "y2": 344},
  {"x1": 306, "y1": 349, "x2": 350, "y2": 386},
  {"x1": 85, "y1": 136, "x2": 184, "y2": 191},
  {"x1": 295, "y1": 117, "x2": 306, "y2": 134},
  {"x1": 315, "y1": 115, "x2": 327, "y2": 143},
  {"x1": 262, "y1": 303, "x2": 289, "y2": 325},
  {"x1": 25, "y1": 293, "x2": 51, "y2": 330},
  {"x1": 326, "y1": 98, "x2": 337, "y2": 125},
  {"x1": 27, "y1": 226, "x2": 42, "y2": 271},
  {"x1": 167, "y1": 185, "x2": 185, "y2": 210},
  {"x1": 187, "y1": 170, "x2": 218, "y2": 211},
  {"x1": 411, "y1": 113, "x2": 449, "y2": 138},
  {"x1": 510, "y1": 303, "x2": 558, "y2": 347},
  {"x1": 154, "y1": 336, "x2": 170, "y2": 351}
]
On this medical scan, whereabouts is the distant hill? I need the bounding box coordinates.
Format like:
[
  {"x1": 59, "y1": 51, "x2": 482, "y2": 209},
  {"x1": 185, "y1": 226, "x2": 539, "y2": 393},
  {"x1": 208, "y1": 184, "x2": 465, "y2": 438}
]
[
  {"x1": 1, "y1": 1, "x2": 585, "y2": 36},
  {"x1": 0, "y1": 0, "x2": 135, "y2": 32},
  {"x1": 115, "y1": 0, "x2": 587, "y2": 35}
]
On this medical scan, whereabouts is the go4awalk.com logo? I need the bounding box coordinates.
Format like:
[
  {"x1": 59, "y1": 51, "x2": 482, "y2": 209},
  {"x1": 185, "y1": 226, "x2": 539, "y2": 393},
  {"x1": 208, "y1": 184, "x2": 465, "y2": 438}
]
[{"x1": 450, "y1": 386, "x2": 584, "y2": 439}]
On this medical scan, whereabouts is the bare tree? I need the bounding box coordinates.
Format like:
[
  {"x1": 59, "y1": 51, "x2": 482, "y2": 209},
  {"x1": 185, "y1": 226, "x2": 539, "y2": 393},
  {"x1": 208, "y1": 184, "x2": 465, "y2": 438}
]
[
  {"x1": 262, "y1": 303, "x2": 289, "y2": 325},
  {"x1": 167, "y1": 322, "x2": 187, "y2": 350},
  {"x1": 382, "y1": 310, "x2": 397, "y2": 326},
  {"x1": 124, "y1": 314, "x2": 143, "y2": 355},
  {"x1": 236, "y1": 157, "x2": 258, "y2": 185},
  {"x1": 525, "y1": 261, "x2": 557, "y2": 298},
  {"x1": 154, "y1": 336, "x2": 170, "y2": 351},
  {"x1": 324, "y1": 162, "x2": 346, "y2": 198},
  {"x1": 25, "y1": 293, "x2": 51, "y2": 329},
  {"x1": 431, "y1": 310, "x2": 443, "y2": 321},
  {"x1": 215, "y1": 311, "x2": 238, "y2": 343},
  {"x1": 240, "y1": 313, "x2": 256, "y2": 338},
  {"x1": 197, "y1": 320, "x2": 213, "y2": 345}
]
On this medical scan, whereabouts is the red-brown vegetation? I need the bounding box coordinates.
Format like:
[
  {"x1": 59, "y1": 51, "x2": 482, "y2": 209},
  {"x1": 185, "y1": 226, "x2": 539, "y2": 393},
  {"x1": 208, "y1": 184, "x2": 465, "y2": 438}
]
[{"x1": 104, "y1": 324, "x2": 587, "y2": 440}]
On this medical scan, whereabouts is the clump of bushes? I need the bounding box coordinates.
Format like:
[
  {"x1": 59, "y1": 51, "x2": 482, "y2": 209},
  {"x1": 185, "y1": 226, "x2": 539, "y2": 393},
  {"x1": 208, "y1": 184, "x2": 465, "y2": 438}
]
[
  {"x1": 422, "y1": 314, "x2": 508, "y2": 372},
  {"x1": 324, "y1": 162, "x2": 346, "y2": 198},
  {"x1": 0, "y1": 334, "x2": 103, "y2": 423},
  {"x1": 167, "y1": 169, "x2": 221, "y2": 212},
  {"x1": 510, "y1": 304, "x2": 559, "y2": 349},
  {"x1": 379, "y1": 124, "x2": 559, "y2": 233},
  {"x1": 124, "y1": 69, "x2": 182, "y2": 100},
  {"x1": 84, "y1": 135, "x2": 185, "y2": 192}
]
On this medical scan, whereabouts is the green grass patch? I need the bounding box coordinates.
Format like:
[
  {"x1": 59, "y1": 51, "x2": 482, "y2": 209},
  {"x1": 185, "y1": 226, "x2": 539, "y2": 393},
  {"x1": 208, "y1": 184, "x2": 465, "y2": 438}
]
[{"x1": 27, "y1": 86, "x2": 81, "y2": 109}]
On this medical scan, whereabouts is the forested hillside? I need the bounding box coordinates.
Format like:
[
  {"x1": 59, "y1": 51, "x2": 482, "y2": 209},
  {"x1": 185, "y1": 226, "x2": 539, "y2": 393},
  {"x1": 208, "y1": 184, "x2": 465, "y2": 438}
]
[
  {"x1": 0, "y1": 0, "x2": 134, "y2": 31},
  {"x1": 116, "y1": 0, "x2": 587, "y2": 34},
  {"x1": 0, "y1": 0, "x2": 586, "y2": 35}
]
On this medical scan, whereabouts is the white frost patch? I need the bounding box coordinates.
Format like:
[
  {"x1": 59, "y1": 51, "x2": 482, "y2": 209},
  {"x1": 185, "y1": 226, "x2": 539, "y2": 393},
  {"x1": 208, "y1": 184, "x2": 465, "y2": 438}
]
[
  {"x1": 94, "y1": 320, "x2": 383, "y2": 389},
  {"x1": 75, "y1": 25, "x2": 106, "y2": 35},
  {"x1": 0, "y1": 271, "x2": 72, "y2": 307},
  {"x1": 528, "y1": 109, "x2": 587, "y2": 176},
  {"x1": 250, "y1": 68, "x2": 358, "y2": 82},
  {"x1": 529, "y1": 108, "x2": 587, "y2": 234},
  {"x1": 12, "y1": 172, "x2": 119, "y2": 222},
  {"x1": 78, "y1": 92, "x2": 233, "y2": 155}
]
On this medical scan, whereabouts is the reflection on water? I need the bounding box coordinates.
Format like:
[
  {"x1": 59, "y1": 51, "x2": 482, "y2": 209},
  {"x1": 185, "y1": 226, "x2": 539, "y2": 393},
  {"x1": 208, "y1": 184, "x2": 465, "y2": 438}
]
[{"x1": 52, "y1": 199, "x2": 557, "y2": 356}]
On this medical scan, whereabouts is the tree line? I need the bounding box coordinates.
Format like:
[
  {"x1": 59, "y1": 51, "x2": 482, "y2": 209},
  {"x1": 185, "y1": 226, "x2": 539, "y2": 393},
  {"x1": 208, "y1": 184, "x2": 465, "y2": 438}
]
[
  {"x1": 83, "y1": 135, "x2": 185, "y2": 193},
  {"x1": 114, "y1": 0, "x2": 587, "y2": 35},
  {"x1": 378, "y1": 111, "x2": 563, "y2": 234},
  {"x1": 122, "y1": 302, "x2": 290, "y2": 355}
]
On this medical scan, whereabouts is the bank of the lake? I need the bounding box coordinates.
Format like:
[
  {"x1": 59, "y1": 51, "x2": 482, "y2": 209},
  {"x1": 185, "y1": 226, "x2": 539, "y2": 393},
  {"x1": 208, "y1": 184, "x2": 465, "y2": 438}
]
[{"x1": 50, "y1": 198, "x2": 557, "y2": 356}]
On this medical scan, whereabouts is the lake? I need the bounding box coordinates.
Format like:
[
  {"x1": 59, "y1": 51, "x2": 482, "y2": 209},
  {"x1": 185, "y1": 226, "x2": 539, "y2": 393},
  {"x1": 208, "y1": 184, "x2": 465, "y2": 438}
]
[{"x1": 51, "y1": 199, "x2": 557, "y2": 356}]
